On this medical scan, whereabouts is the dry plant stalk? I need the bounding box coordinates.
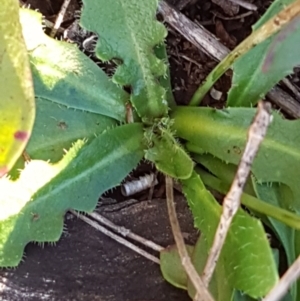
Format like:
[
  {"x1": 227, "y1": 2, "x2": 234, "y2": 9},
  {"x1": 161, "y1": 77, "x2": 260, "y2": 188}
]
[
  {"x1": 50, "y1": 0, "x2": 71, "y2": 37},
  {"x1": 88, "y1": 211, "x2": 163, "y2": 252},
  {"x1": 263, "y1": 256, "x2": 300, "y2": 301},
  {"x1": 201, "y1": 101, "x2": 273, "y2": 287},
  {"x1": 70, "y1": 210, "x2": 160, "y2": 264},
  {"x1": 165, "y1": 176, "x2": 215, "y2": 301},
  {"x1": 226, "y1": 0, "x2": 257, "y2": 11}
]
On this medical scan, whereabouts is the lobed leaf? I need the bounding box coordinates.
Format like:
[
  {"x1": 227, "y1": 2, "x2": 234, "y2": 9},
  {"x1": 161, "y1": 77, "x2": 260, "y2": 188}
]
[
  {"x1": 172, "y1": 106, "x2": 300, "y2": 215},
  {"x1": 193, "y1": 154, "x2": 300, "y2": 301},
  {"x1": 0, "y1": 123, "x2": 144, "y2": 267},
  {"x1": 80, "y1": 0, "x2": 168, "y2": 120},
  {"x1": 181, "y1": 171, "x2": 278, "y2": 298},
  {"x1": 227, "y1": 0, "x2": 298, "y2": 107},
  {"x1": 20, "y1": 8, "x2": 127, "y2": 122},
  {"x1": 0, "y1": 2, "x2": 35, "y2": 176}
]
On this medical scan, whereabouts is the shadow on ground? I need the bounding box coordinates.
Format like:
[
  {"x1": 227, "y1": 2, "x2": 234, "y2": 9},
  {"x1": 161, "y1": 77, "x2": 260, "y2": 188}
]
[{"x1": 0, "y1": 196, "x2": 197, "y2": 301}]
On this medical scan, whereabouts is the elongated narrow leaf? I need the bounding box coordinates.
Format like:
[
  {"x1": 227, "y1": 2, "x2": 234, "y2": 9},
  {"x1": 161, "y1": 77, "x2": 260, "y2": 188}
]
[
  {"x1": 195, "y1": 154, "x2": 255, "y2": 195},
  {"x1": 252, "y1": 181, "x2": 299, "y2": 300},
  {"x1": 80, "y1": 0, "x2": 168, "y2": 119},
  {"x1": 0, "y1": 2, "x2": 35, "y2": 176},
  {"x1": 0, "y1": 123, "x2": 144, "y2": 267},
  {"x1": 227, "y1": 0, "x2": 298, "y2": 107},
  {"x1": 172, "y1": 106, "x2": 300, "y2": 214},
  {"x1": 181, "y1": 171, "x2": 278, "y2": 298},
  {"x1": 194, "y1": 155, "x2": 300, "y2": 230},
  {"x1": 20, "y1": 8, "x2": 127, "y2": 122}
]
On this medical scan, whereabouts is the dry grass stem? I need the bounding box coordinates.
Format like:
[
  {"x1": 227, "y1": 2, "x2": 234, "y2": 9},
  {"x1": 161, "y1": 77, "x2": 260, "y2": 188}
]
[
  {"x1": 227, "y1": 0, "x2": 257, "y2": 10},
  {"x1": 201, "y1": 101, "x2": 273, "y2": 287},
  {"x1": 88, "y1": 211, "x2": 163, "y2": 252},
  {"x1": 165, "y1": 176, "x2": 215, "y2": 301},
  {"x1": 50, "y1": 0, "x2": 71, "y2": 37},
  {"x1": 70, "y1": 210, "x2": 160, "y2": 264},
  {"x1": 263, "y1": 256, "x2": 300, "y2": 301}
]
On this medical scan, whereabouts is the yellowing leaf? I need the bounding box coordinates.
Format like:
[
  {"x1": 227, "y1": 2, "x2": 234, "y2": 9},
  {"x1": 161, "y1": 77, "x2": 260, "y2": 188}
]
[{"x1": 0, "y1": 1, "x2": 35, "y2": 176}]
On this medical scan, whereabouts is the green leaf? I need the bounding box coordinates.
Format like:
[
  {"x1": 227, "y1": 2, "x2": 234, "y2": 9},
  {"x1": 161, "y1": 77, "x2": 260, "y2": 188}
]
[
  {"x1": 20, "y1": 8, "x2": 127, "y2": 122},
  {"x1": 9, "y1": 97, "x2": 116, "y2": 179},
  {"x1": 0, "y1": 123, "x2": 144, "y2": 267},
  {"x1": 160, "y1": 244, "x2": 194, "y2": 290},
  {"x1": 145, "y1": 125, "x2": 194, "y2": 179},
  {"x1": 252, "y1": 181, "x2": 296, "y2": 264},
  {"x1": 0, "y1": 3, "x2": 35, "y2": 176},
  {"x1": 154, "y1": 43, "x2": 176, "y2": 109},
  {"x1": 194, "y1": 159, "x2": 300, "y2": 230},
  {"x1": 194, "y1": 153, "x2": 255, "y2": 195},
  {"x1": 233, "y1": 291, "x2": 257, "y2": 301},
  {"x1": 253, "y1": 0, "x2": 294, "y2": 32},
  {"x1": 26, "y1": 98, "x2": 117, "y2": 163},
  {"x1": 188, "y1": 233, "x2": 234, "y2": 301},
  {"x1": 252, "y1": 181, "x2": 297, "y2": 300},
  {"x1": 227, "y1": 0, "x2": 298, "y2": 107},
  {"x1": 181, "y1": 171, "x2": 278, "y2": 298},
  {"x1": 172, "y1": 106, "x2": 300, "y2": 215},
  {"x1": 80, "y1": 0, "x2": 168, "y2": 120}
]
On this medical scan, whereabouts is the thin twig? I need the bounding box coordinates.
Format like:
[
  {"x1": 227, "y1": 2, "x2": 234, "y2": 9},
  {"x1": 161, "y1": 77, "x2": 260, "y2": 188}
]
[
  {"x1": 70, "y1": 210, "x2": 160, "y2": 264},
  {"x1": 201, "y1": 101, "x2": 273, "y2": 287},
  {"x1": 226, "y1": 0, "x2": 257, "y2": 11},
  {"x1": 263, "y1": 256, "x2": 300, "y2": 301},
  {"x1": 211, "y1": 10, "x2": 253, "y2": 21},
  {"x1": 177, "y1": 0, "x2": 195, "y2": 10},
  {"x1": 180, "y1": 54, "x2": 203, "y2": 68},
  {"x1": 50, "y1": 0, "x2": 71, "y2": 37},
  {"x1": 267, "y1": 86, "x2": 300, "y2": 118},
  {"x1": 158, "y1": 1, "x2": 229, "y2": 62},
  {"x1": 87, "y1": 211, "x2": 164, "y2": 252},
  {"x1": 282, "y1": 78, "x2": 300, "y2": 101},
  {"x1": 165, "y1": 176, "x2": 215, "y2": 301}
]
